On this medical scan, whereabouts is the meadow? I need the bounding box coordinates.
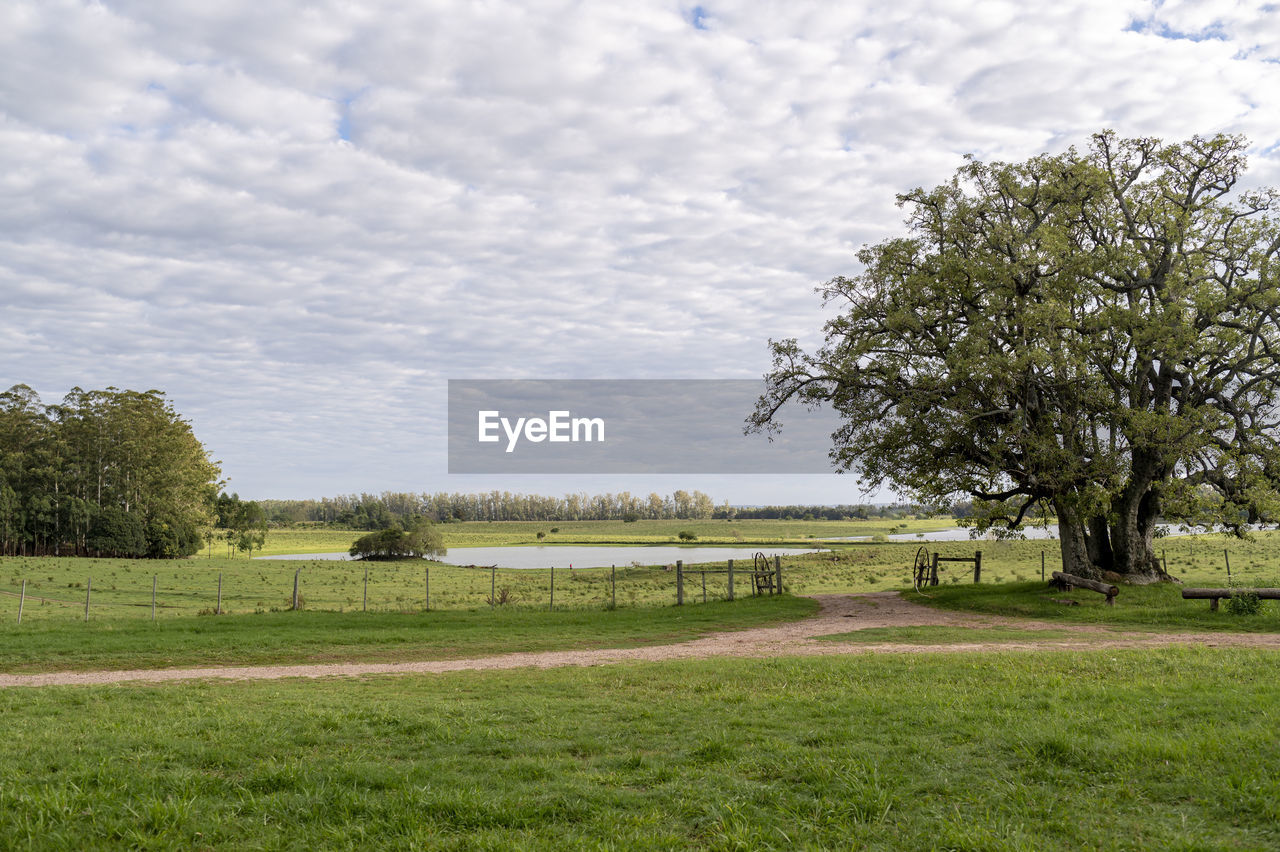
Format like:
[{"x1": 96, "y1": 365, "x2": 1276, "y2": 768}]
[
  {"x1": 5, "y1": 521, "x2": 1280, "y2": 848},
  {"x1": 5, "y1": 526, "x2": 1280, "y2": 626},
  {"x1": 2, "y1": 649, "x2": 1277, "y2": 849},
  {"x1": 254, "y1": 517, "x2": 959, "y2": 555}
]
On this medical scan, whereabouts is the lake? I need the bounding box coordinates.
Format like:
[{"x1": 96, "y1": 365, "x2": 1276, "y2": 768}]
[{"x1": 261, "y1": 544, "x2": 822, "y2": 570}]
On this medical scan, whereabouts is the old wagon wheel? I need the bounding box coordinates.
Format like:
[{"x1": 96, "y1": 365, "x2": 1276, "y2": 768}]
[{"x1": 912, "y1": 546, "x2": 933, "y2": 592}]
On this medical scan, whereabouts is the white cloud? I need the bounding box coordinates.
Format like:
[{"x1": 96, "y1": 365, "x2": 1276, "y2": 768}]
[{"x1": 3, "y1": 0, "x2": 1280, "y2": 501}]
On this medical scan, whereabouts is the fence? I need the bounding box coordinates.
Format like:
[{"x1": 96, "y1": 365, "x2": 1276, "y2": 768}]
[{"x1": 0, "y1": 554, "x2": 792, "y2": 624}]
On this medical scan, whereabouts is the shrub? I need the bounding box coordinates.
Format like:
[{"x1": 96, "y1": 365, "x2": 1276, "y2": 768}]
[
  {"x1": 1226, "y1": 585, "x2": 1263, "y2": 616},
  {"x1": 677, "y1": 530, "x2": 697, "y2": 541}
]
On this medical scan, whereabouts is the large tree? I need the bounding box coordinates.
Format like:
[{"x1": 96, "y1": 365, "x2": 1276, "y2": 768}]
[{"x1": 750, "y1": 132, "x2": 1280, "y2": 582}]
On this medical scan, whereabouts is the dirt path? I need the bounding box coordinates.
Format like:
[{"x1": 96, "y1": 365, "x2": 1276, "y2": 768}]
[{"x1": 3, "y1": 592, "x2": 1278, "y2": 688}]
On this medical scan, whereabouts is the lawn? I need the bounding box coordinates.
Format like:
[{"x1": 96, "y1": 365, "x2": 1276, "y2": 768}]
[{"x1": 1, "y1": 649, "x2": 1276, "y2": 849}]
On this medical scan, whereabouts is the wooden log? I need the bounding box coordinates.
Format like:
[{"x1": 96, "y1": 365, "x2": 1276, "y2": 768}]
[
  {"x1": 1181, "y1": 587, "x2": 1280, "y2": 599},
  {"x1": 1050, "y1": 571, "x2": 1118, "y2": 605},
  {"x1": 1181, "y1": 588, "x2": 1280, "y2": 608}
]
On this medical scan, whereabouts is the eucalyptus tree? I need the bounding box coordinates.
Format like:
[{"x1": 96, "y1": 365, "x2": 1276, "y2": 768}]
[
  {"x1": 750, "y1": 132, "x2": 1280, "y2": 582},
  {"x1": 0, "y1": 384, "x2": 220, "y2": 557}
]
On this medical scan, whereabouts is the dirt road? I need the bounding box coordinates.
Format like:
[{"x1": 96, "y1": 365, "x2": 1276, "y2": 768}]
[{"x1": 3, "y1": 592, "x2": 1276, "y2": 688}]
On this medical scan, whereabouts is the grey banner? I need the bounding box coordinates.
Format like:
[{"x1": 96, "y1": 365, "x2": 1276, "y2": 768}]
[{"x1": 448, "y1": 380, "x2": 839, "y2": 474}]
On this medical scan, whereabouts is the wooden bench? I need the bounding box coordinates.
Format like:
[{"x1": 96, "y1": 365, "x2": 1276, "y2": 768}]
[
  {"x1": 1050, "y1": 571, "x2": 1119, "y2": 606},
  {"x1": 1181, "y1": 588, "x2": 1280, "y2": 611}
]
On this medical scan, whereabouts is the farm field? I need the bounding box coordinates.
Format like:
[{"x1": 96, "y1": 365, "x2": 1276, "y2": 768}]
[
  {"x1": 6, "y1": 529, "x2": 1280, "y2": 625},
  {"x1": 2, "y1": 649, "x2": 1277, "y2": 849},
  {"x1": 254, "y1": 517, "x2": 960, "y2": 555}
]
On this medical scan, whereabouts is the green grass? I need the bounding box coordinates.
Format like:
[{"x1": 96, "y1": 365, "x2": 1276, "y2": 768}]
[
  {"x1": 914, "y1": 580, "x2": 1280, "y2": 632},
  {"x1": 13, "y1": 528, "x2": 1280, "y2": 623},
  {"x1": 2, "y1": 554, "x2": 802, "y2": 622},
  {"x1": 1, "y1": 649, "x2": 1277, "y2": 848},
  {"x1": 256, "y1": 517, "x2": 958, "y2": 555},
  {"x1": 0, "y1": 596, "x2": 817, "y2": 673},
  {"x1": 818, "y1": 625, "x2": 1078, "y2": 644}
]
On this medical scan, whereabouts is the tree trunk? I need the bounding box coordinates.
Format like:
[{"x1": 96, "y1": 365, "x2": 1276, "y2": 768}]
[
  {"x1": 1054, "y1": 499, "x2": 1100, "y2": 580},
  {"x1": 1085, "y1": 514, "x2": 1114, "y2": 572},
  {"x1": 1109, "y1": 487, "x2": 1169, "y2": 583}
]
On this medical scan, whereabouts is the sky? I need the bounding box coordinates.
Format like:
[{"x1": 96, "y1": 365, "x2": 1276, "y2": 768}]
[{"x1": 4, "y1": 0, "x2": 1280, "y2": 504}]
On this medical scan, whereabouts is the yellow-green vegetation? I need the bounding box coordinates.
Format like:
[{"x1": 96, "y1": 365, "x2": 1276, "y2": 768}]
[
  {"x1": 780, "y1": 530, "x2": 1280, "y2": 594},
  {"x1": 255, "y1": 517, "x2": 958, "y2": 555},
  {"x1": 9, "y1": 530, "x2": 1280, "y2": 624},
  {"x1": 1, "y1": 555, "x2": 775, "y2": 621},
  {"x1": 2, "y1": 649, "x2": 1277, "y2": 849},
  {"x1": 0, "y1": 596, "x2": 816, "y2": 673},
  {"x1": 916, "y1": 581, "x2": 1280, "y2": 633}
]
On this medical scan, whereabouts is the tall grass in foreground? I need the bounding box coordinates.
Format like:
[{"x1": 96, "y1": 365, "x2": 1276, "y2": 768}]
[{"x1": 0, "y1": 649, "x2": 1275, "y2": 849}]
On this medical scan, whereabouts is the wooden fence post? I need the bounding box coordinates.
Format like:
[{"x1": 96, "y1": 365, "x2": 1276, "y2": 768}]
[
  {"x1": 363, "y1": 565, "x2": 368, "y2": 612},
  {"x1": 152, "y1": 575, "x2": 157, "y2": 621},
  {"x1": 17, "y1": 579, "x2": 24, "y2": 625},
  {"x1": 1225, "y1": 549, "x2": 1232, "y2": 581},
  {"x1": 701, "y1": 569, "x2": 707, "y2": 603},
  {"x1": 84, "y1": 577, "x2": 91, "y2": 621},
  {"x1": 491, "y1": 566, "x2": 496, "y2": 607},
  {"x1": 1040, "y1": 551, "x2": 1045, "y2": 581},
  {"x1": 611, "y1": 565, "x2": 616, "y2": 608},
  {"x1": 549, "y1": 566, "x2": 554, "y2": 610},
  {"x1": 974, "y1": 551, "x2": 982, "y2": 584},
  {"x1": 216, "y1": 573, "x2": 223, "y2": 615},
  {"x1": 727, "y1": 559, "x2": 734, "y2": 601},
  {"x1": 424, "y1": 566, "x2": 430, "y2": 611},
  {"x1": 676, "y1": 560, "x2": 684, "y2": 605},
  {"x1": 292, "y1": 569, "x2": 300, "y2": 610},
  {"x1": 930, "y1": 553, "x2": 939, "y2": 586},
  {"x1": 774, "y1": 555, "x2": 782, "y2": 595}
]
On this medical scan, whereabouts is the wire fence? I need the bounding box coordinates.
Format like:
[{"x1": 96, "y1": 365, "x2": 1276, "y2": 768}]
[{"x1": 1, "y1": 556, "x2": 790, "y2": 625}]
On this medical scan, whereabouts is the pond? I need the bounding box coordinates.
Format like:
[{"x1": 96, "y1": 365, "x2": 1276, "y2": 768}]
[{"x1": 261, "y1": 544, "x2": 823, "y2": 570}]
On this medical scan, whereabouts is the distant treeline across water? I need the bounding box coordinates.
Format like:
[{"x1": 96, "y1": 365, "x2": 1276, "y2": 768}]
[{"x1": 260, "y1": 491, "x2": 945, "y2": 529}]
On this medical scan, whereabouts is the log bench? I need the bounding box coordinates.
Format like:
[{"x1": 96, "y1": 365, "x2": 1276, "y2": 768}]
[
  {"x1": 1181, "y1": 588, "x2": 1280, "y2": 611},
  {"x1": 1050, "y1": 571, "x2": 1119, "y2": 606}
]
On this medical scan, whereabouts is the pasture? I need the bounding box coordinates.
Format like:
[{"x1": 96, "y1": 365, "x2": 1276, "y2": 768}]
[
  {"x1": 5, "y1": 522, "x2": 1280, "y2": 848},
  {"x1": 2, "y1": 650, "x2": 1277, "y2": 849}
]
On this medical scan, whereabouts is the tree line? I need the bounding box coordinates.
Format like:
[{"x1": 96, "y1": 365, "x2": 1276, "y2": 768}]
[
  {"x1": 0, "y1": 384, "x2": 225, "y2": 558},
  {"x1": 259, "y1": 491, "x2": 941, "y2": 528}
]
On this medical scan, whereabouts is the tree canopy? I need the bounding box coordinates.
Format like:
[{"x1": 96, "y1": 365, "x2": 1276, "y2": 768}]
[
  {"x1": 349, "y1": 518, "x2": 446, "y2": 560},
  {"x1": 750, "y1": 131, "x2": 1280, "y2": 582},
  {"x1": 0, "y1": 384, "x2": 221, "y2": 557}
]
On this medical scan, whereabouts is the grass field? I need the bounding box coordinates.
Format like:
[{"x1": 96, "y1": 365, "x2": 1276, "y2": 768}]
[
  {"x1": 0, "y1": 596, "x2": 815, "y2": 673},
  {"x1": 8, "y1": 527, "x2": 1280, "y2": 625},
  {"x1": 2, "y1": 649, "x2": 1277, "y2": 849},
  {"x1": 254, "y1": 517, "x2": 959, "y2": 556}
]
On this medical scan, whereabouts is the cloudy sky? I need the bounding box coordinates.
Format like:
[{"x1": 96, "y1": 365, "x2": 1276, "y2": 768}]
[{"x1": 4, "y1": 0, "x2": 1280, "y2": 503}]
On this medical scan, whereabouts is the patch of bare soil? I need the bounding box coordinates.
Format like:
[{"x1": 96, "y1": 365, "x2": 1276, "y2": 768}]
[{"x1": 3, "y1": 592, "x2": 1277, "y2": 688}]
